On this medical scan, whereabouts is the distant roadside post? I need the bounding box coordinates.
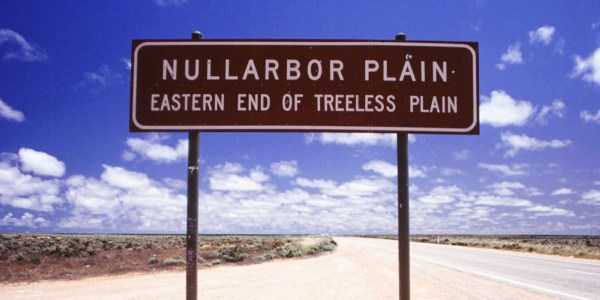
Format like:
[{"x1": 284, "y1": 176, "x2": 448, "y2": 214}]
[{"x1": 130, "y1": 33, "x2": 479, "y2": 300}]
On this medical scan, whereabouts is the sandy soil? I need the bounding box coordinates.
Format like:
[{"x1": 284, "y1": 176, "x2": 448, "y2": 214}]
[{"x1": 0, "y1": 237, "x2": 553, "y2": 299}]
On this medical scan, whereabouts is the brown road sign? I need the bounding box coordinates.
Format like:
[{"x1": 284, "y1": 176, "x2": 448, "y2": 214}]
[{"x1": 130, "y1": 40, "x2": 479, "y2": 134}]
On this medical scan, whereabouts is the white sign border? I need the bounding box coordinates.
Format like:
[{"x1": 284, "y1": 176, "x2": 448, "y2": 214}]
[{"x1": 132, "y1": 41, "x2": 478, "y2": 133}]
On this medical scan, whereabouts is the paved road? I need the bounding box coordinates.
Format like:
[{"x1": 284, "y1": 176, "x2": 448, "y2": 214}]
[
  {"x1": 409, "y1": 241, "x2": 600, "y2": 300},
  {"x1": 1, "y1": 237, "x2": 598, "y2": 299}
]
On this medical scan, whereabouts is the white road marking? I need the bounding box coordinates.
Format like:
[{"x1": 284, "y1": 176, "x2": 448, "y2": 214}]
[
  {"x1": 472, "y1": 271, "x2": 590, "y2": 300},
  {"x1": 565, "y1": 269, "x2": 600, "y2": 277}
]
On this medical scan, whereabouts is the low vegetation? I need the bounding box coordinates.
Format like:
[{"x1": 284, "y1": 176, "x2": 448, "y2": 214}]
[
  {"x1": 353, "y1": 234, "x2": 600, "y2": 259},
  {"x1": 0, "y1": 234, "x2": 336, "y2": 283}
]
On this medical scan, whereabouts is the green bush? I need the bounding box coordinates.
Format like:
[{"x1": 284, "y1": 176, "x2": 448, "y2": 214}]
[
  {"x1": 163, "y1": 257, "x2": 186, "y2": 265},
  {"x1": 281, "y1": 245, "x2": 303, "y2": 258},
  {"x1": 218, "y1": 247, "x2": 247, "y2": 262},
  {"x1": 256, "y1": 252, "x2": 277, "y2": 262}
]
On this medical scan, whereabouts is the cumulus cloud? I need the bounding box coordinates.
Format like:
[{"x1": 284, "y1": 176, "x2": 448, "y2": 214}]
[
  {"x1": 499, "y1": 132, "x2": 571, "y2": 157},
  {"x1": 64, "y1": 165, "x2": 187, "y2": 231},
  {"x1": 480, "y1": 90, "x2": 535, "y2": 127},
  {"x1": 478, "y1": 163, "x2": 529, "y2": 176},
  {"x1": 529, "y1": 25, "x2": 556, "y2": 45},
  {"x1": 571, "y1": 47, "x2": 600, "y2": 86},
  {"x1": 418, "y1": 185, "x2": 462, "y2": 205},
  {"x1": 1, "y1": 212, "x2": 49, "y2": 228},
  {"x1": 75, "y1": 64, "x2": 122, "y2": 93},
  {"x1": 19, "y1": 148, "x2": 65, "y2": 177},
  {"x1": 496, "y1": 42, "x2": 523, "y2": 70},
  {"x1": 526, "y1": 205, "x2": 574, "y2": 217},
  {"x1": 441, "y1": 168, "x2": 465, "y2": 176},
  {"x1": 0, "y1": 159, "x2": 63, "y2": 212},
  {"x1": 306, "y1": 133, "x2": 416, "y2": 147},
  {"x1": 101, "y1": 165, "x2": 151, "y2": 190},
  {"x1": 474, "y1": 194, "x2": 532, "y2": 207},
  {"x1": 0, "y1": 98, "x2": 25, "y2": 122},
  {"x1": 581, "y1": 110, "x2": 600, "y2": 124},
  {"x1": 453, "y1": 149, "x2": 471, "y2": 161},
  {"x1": 306, "y1": 133, "x2": 397, "y2": 147},
  {"x1": 296, "y1": 176, "x2": 394, "y2": 198},
  {"x1": 0, "y1": 28, "x2": 47, "y2": 61},
  {"x1": 209, "y1": 163, "x2": 269, "y2": 192},
  {"x1": 551, "y1": 188, "x2": 574, "y2": 196},
  {"x1": 488, "y1": 181, "x2": 526, "y2": 196},
  {"x1": 270, "y1": 160, "x2": 298, "y2": 177},
  {"x1": 536, "y1": 99, "x2": 565, "y2": 124},
  {"x1": 362, "y1": 160, "x2": 396, "y2": 177},
  {"x1": 295, "y1": 177, "x2": 337, "y2": 190},
  {"x1": 580, "y1": 189, "x2": 600, "y2": 205},
  {"x1": 125, "y1": 134, "x2": 188, "y2": 164}
]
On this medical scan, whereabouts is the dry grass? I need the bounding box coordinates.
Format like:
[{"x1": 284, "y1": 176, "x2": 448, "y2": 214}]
[
  {"x1": 0, "y1": 234, "x2": 336, "y2": 283},
  {"x1": 353, "y1": 234, "x2": 600, "y2": 260},
  {"x1": 412, "y1": 235, "x2": 600, "y2": 259}
]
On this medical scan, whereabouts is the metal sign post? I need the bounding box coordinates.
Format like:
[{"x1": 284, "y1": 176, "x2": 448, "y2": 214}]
[
  {"x1": 185, "y1": 31, "x2": 202, "y2": 300},
  {"x1": 395, "y1": 32, "x2": 411, "y2": 300}
]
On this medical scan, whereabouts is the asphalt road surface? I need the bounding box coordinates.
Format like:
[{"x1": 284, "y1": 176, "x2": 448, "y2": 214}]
[
  {"x1": 1, "y1": 237, "x2": 598, "y2": 299},
  {"x1": 409, "y1": 240, "x2": 600, "y2": 300}
]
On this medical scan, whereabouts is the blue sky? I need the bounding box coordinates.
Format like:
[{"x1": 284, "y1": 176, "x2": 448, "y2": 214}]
[{"x1": 1, "y1": 1, "x2": 599, "y2": 234}]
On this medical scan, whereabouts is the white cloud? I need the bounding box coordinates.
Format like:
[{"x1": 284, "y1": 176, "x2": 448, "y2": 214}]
[
  {"x1": 122, "y1": 58, "x2": 131, "y2": 70},
  {"x1": 500, "y1": 132, "x2": 571, "y2": 157},
  {"x1": 209, "y1": 163, "x2": 269, "y2": 192},
  {"x1": 488, "y1": 181, "x2": 525, "y2": 196},
  {"x1": 529, "y1": 25, "x2": 556, "y2": 45},
  {"x1": 480, "y1": 90, "x2": 535, "y2": 127},
  {"x1": 551, "y1": 188, "x2": 574, "y2": 196},
  {"x1": 65, "y1": 175, "x2": 121, "y2": 215},
  {"x1": 418, "y1": 185, "x2": 462, "y2": 205},
  {"x1": 362, "y1": 160, "x2": 396, "y2": 177},
  {"x1": 0, "y1": 98, "x2": 25, "y2": 122},
  {"x1": 409, "y1": 165, "x2": 427, "y2": 178},
  {"x1": 478, "y1": 163, "x2": 529, "y2": 176},
  {"x1": 163, "y1": 177, "x2": 186, "y2": 189},
  {"x1": 571, "y1": 47, "x2": 600, "y2": 86},
  {"x1": 581, "y1": 110, "x2": 600, "y2": 124},
  {"x1": 1, "y1": 212, "x2": 49, "y2": 228},
  {"x1": 270, "y1": 160, "x2": 299, "y2": 177},
  {"x1": 75, "y1": 64, "x2": 122, "y2": 93},
  {"x1": 536, "y1": 99, "x2": 565, "y2": 124},
  {"x1": 101, "y1": 165, "x2": 151, "y2": 190},
  {"x1": 475, "y1": 194, "x2": 532, "y2": 207},
  {"x1": 496, "y1": 42, "x2": 523, "y2": 70},
  {"x1": 19, "y1": 148, "x2": 65, "y2": 177},
  {"x1": 306, "y1": 133, "x2": 396, "y2": 147},
  {"x1": 327, "y1": 177, "x2": 394, "y2": 198},
  {"x1": 296, "y1": 176, "x2": 393, "y2": 198},
  {"x1": 64, "y1": 166, "x2": 187, "y2": 232},
  {"x1": 125, "y1": 134, "x2": 188, "y2": 164},
  {"x1": 453, "y1": 149, "x2": 471, "y2": 161},
  {"x1": 580, "y1": 189, "x2": 600, "y2": 205},
  {"x1": 295, "y1": 177, "x2": 337, "y2": 190},
  {"x1": 525, "y1": 205, "x2": 574, "y2": 217},
  {"x1": 121, "y1": 150, "x2": 136, "y2": 161},
  {"x1": 0, "y1": 160, "x2": 63, "y2": 212},
  {"x1": 441, "y1": 168, "x2": 465, "y2": 176},
  {"x1": 355, "y1": 162, "x2": 428, "y2": 180},
  {"x1": 0, "y1": 28, "x2": 47, "y2": 61}
]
